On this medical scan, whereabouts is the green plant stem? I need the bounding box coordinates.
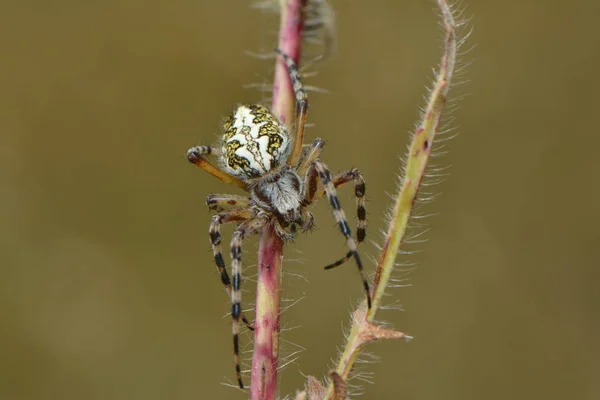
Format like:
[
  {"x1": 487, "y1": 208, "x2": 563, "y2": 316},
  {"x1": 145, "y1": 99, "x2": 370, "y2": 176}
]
[{"x1": 322, "y1": 1, "x2": 456, "y2": 398}]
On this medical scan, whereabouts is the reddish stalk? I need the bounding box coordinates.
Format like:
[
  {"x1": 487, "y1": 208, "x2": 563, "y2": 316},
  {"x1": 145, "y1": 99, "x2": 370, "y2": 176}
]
[
  {"x1": 250, "y1": 225, "x2": 284, "y2": 400},
  {"x1": 250, "y1": 1, "x2": 306, "y2": 399}
]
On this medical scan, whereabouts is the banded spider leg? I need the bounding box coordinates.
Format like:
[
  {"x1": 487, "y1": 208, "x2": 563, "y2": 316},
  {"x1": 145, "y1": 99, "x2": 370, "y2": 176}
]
[
  {"x1": 306, "y1": 159, "x2": 371, "y2": 308},
  {"x1": 208, "y1": 207, "x2": 254, "y2": 331}
]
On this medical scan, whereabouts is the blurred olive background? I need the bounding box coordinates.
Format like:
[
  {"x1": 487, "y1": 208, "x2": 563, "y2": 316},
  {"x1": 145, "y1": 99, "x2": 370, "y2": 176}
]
[{"x1": 1, "y1": 0, "x2": 599, "y2": 399}]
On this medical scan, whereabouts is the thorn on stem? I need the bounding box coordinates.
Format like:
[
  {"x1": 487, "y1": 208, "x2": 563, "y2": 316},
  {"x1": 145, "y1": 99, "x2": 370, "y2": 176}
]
[
  {"x1": 294, "y1": 391, "x2": 308, "y2": 400},
  {"x1": 328, "y1": 371, "x2": 347, "y2": 400}
]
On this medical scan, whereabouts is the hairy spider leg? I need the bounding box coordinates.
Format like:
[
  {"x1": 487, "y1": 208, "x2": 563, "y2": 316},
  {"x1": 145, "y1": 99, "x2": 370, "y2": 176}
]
[
  {"x1": 187, "y1": 145, "x2": 247, "y2": 189},
  {"x1": 312, "y1": 160, "x2": 372, "y2": 309},
  {"x1": 276, "y1": 49, "x2": 308, "y2": 168},
  {"x1": 209, "y1": 210, "x2": 255, "y2": 331},
  {"x1": 297, "y1": 138, "x2": 326, "y2": 176},
  {"x1": 306, "y1": 168, "x2": 367, "y2": 268},
  {"x1": 318, "y1": 169, "x2": 367, "y2": 269},
  {"x1": 230, "y1": 217, "x2": 268, "y2": 388},
  {"x1": 206, "y1": 194, "x2": 250, "y2": 212}
]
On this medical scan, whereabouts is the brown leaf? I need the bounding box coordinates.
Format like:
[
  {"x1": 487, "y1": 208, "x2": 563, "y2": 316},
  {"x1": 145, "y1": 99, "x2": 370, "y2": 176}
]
[{"x1": 306, "y1": 375, "x2": 326, "y2": 400}]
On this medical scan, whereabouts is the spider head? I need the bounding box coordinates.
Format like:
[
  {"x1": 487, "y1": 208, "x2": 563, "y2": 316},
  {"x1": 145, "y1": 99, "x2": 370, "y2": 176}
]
[
  {"x1": 278, "y1": 207, "x2": 315, "y2": 238},
  {"x1": 250, "y1": 169, "x2": 309, "y2": 235},
  {"x1": 279, "y1": 207, "x2": 304, "y2": 229},
  {"x1": 220, "y1": 104, "x2": 290, "y2": 180}
]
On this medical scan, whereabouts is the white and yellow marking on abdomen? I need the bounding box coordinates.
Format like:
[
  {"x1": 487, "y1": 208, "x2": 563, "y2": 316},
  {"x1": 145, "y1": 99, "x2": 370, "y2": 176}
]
[{"x1": 222, "y1": 105, "x2": 290, "y2": 178}]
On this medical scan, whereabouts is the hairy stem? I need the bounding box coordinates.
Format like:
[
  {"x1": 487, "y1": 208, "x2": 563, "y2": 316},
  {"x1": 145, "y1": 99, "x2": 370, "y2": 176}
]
[
  {"x1": 321, "y1": 1, "x2": 457, "y2": 397},
  {"x1": 371, "y1": 0, "x2": 456, "y2": 313},
  {"x1": 271, "y1": 0, "x2": 306, "y2": 126},
  {"x1": 250, "y1": 1, "x2": 306, "y2": 399},
  {"x1": 251, "y1": 225, "x2": 284, "y2": 400}
]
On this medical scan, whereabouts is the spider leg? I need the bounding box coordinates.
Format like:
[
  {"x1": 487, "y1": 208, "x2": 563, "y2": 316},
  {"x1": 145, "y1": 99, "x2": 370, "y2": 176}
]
[
  {"x1": 297, "y1": 137, "x2": 325, "y2": 176},
  {"x1": 230, "y1": 217, "x2": 268, "y2": 389},
  {"x1": 187, "y1": 146, "x2": 247, "y2": 190},
  {"x1": 209, "y1": 209, "x2": 254, "y2": 331},
  {"x1": 206, "y1": 194, "x2": 250, "y2": 212},
  {"x1": 276, "y1": 49, "x2": 308, "y2": 168},
  {"x1": 306, "y1": 164, "x2": 364, "y2": 204},
  {"x1": 319, "y1": 169, "x2": 367, "y2": 269},
  {"x1": 312, "y1": 160, "x2": 372, "y2": 309},
  {"x1": 301, "y1": 209, "x2": 315, "y2": 232}
]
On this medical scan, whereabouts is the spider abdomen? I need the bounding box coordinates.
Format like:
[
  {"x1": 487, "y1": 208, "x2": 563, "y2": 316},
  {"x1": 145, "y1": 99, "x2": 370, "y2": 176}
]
[{"x1": 222, "y1": 104, "x2": 290, "y2": 178}]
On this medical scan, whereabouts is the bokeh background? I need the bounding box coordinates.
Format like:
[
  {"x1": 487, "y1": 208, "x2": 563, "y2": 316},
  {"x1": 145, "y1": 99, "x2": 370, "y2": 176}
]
[{"x1": 1, "y1": 0, "x2": 599, "y2": 399}]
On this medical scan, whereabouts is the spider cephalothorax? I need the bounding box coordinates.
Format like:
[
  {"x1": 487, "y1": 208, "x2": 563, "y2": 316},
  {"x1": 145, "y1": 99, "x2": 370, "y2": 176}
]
[
  {"x1": 249, "y1": 168, "x2": 312, "y2": 236},
  {"x1": 186, "y1": 51, "x2": 370, "y2": 388}
]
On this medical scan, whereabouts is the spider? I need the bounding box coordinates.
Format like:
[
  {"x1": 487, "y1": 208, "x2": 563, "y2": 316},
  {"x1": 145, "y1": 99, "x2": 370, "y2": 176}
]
[{"x1": 186, "y1": 50, "x2": 371, "y2": 388}]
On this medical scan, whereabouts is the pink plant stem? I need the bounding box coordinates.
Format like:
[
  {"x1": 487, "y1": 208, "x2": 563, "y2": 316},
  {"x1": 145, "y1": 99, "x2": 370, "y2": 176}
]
[
  {"x1": 250, "y1": 226, "x2": 284, "y2": 400},
  {"x1": 271, "y1": 0, "x2": 305, "y2": 125},
  {"x1": 250, "y1": 1, "x2": 305, "y2": 399}
]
